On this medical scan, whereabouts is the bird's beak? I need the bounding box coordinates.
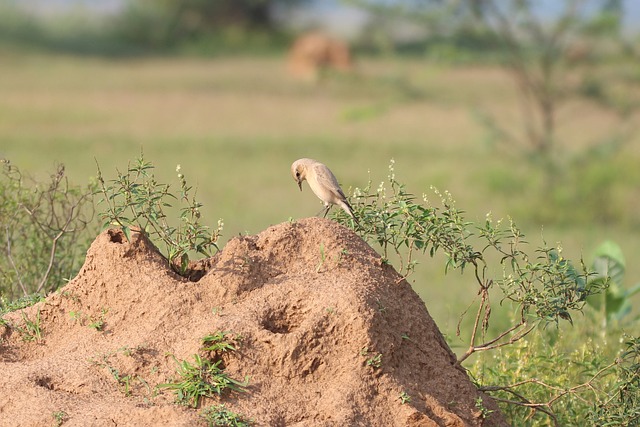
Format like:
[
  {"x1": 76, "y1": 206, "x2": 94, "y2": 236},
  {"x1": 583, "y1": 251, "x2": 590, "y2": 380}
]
[{"x1": 297, "y1": 180, "x2": 302, "y2": 191}]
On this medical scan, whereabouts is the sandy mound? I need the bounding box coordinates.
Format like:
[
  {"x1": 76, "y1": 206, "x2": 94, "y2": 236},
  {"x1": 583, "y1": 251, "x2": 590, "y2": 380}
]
[{"x1": 0, "y1": 218, "x2": 506, "y2": 426}]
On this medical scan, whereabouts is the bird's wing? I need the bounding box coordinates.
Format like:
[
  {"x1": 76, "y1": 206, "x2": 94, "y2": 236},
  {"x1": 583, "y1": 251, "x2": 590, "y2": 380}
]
[{"x1": 314, "y1": 164, "x2": 348, "y2": 201}]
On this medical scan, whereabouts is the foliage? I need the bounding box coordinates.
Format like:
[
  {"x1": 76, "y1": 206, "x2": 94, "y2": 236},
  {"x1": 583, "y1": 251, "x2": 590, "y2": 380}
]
[
  {"x1": 89, "y1": 347, "x2": 151, "y2": 397},
  {"x1": 95, "y1": 153, "x2": 223, "y2": 276},
  {"x1": 471, "y1": 312, "x2": 640, "y2": 427},
  {"x1": 88, "y1": 308, "x2": 109, "y2": 331},
  {"x1": 349, "y1": 0, "x2": 638, "y2": 229},
  {"x1": 201, "y1": 332, "x2": 237, "y2": 354},
  {"x1": 69, "y1": 308, "x2": 108, "y2": 331},
  {"x1": 0, "y1": 1, "x2": 139, "y2": 56},
  {"x1": 588, "y1": 336, "x2": 640, "y2": 426},
  {"x1": 334, "y1": 160, "x2": 601, "y2": 364},
  {"x1": 476, "y1": 1, "x2": 628, "y2": 158},
  {"x1": 360, "y1": 346, "x2": 383, "y2": 369},
  {"x1": 471, "y1": 321, "x2": 609, "y2": 426},
  {"x1": 474, "y1": 396, "x2": 495, "y2": 420},
  {"x1": 331, "y1": 160, "x2": 639, "y2": 423},
  {"x1": 113, "y1": 0, "x2": 305, "y2": 50},
  {"x1": 473, "y1": 0, "x2": 638, "y2": 215},
  {"x1": 0, "y1": 293, "x2": 44, "y2": 320},
  {"x1": 159, "y1": 354, "x2": 248, "y2": 408},
  {"x1": 586, "y1": 240, "x2": 640, "y2": 327},
  {"x1": 16, "y1": 307, "x2": 43, "y2": 342},
  {"x1": 351, "y1": 0, "x2": 634, "y2": 162},
  {"x1": 200, "y1": 404, "x2": 254, "y2": 427},
  {"x1": 484, "y1": 149, "x2": 639, "y2": 227},
  {"x1": 52, "y1": 410, "x2": 68, "y2": 427},
  {"x1": 0, "y1": 0, "x2": 296, "y2": 55},
  {"x1": 0, "y1": 160, "x2": 95, "y2": 300},
  {"x1": 1, "y1": 300, "x2": 45, "y2": 343},
  {"x1": 366, "y1": 353, "x2": 382, "y2": 369}
]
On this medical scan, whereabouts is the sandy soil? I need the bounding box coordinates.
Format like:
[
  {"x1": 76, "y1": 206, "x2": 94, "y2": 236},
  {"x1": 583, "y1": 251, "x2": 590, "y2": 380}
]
[{"x1": 0, "y1": 218, "x2": 507, "y2": 426}]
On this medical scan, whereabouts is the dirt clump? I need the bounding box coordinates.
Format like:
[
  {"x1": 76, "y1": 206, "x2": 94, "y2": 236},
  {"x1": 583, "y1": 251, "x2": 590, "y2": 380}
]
[
  {"x1": 0, "y1": 217, "x2": 507, "y2": 426},
  {"x1": 287, "y1": 32, "x2": 353, "y2": 81}
]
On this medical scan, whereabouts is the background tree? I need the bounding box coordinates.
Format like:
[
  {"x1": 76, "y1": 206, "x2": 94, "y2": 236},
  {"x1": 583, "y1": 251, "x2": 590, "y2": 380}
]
[
  {"x1": 0, "y1": 161, "x2": 95, "y2": 300},
  {"x1": 474, "y1": 0, "x2": 629, "y2": 175},
  {"x1": 115, "y1": 0, "x2": 311, "y2": 48},
  {"x1": 349, "y1": 0, "x2": 638, "y2": 224}
]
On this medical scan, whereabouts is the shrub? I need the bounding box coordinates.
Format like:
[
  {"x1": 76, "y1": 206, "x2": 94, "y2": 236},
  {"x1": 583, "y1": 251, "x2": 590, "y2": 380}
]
[
  {"x1": 330, "y1": 160, "x2": 640, "y2": 423},
  {"x1": 95, "y1": 153, "x2": 223, "y2": 276},
  {"x1": 0, "y1": 160, "x2": 95, "y2": 300},
  {"x1": 333, "y1": 160, "x2": 602, "y2": 364}
]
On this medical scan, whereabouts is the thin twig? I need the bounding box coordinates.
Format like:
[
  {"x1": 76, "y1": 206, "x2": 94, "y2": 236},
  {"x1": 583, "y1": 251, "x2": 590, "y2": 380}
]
[
  {"x1": 457, "y1": 287, "x2": 489, "y2": 365},
  {"x1": 479, "y1": 360, "x2": 618, "y2": 425},
  {"x1": 5, "y1": 226, "x2": 28, "y2": 297}
]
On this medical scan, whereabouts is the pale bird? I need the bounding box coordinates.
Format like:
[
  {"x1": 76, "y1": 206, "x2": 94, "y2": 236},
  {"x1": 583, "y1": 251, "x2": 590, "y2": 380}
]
[{"x1": 291, "y1": 158, "x2": 358, "y2": 222}]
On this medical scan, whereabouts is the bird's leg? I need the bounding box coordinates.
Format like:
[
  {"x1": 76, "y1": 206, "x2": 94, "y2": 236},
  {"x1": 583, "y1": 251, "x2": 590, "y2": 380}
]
[{"x1": 316, "y1": 203, "x2": 331, "y2": 218}]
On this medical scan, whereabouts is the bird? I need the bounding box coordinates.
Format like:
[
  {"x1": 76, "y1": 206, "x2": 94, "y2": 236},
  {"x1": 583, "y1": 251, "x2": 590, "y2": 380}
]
[{"x1": 291, "y1": 158, "x2": 358, "y2": 223}]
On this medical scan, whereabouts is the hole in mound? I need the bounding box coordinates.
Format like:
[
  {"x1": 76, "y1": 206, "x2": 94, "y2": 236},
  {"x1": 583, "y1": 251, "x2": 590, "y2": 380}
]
[
  {"x1": 108, "y1": 229, "x2": 125, "y2": 244},
  {"x1": 182, "y1": 257, "x2": 215, "y2": 282},
  {"x1": 261, "y1": 305, "x2": 304, "y2": 334},
  {"x1": 34, "y1": 376, "x2": 55, "y2": 390}
]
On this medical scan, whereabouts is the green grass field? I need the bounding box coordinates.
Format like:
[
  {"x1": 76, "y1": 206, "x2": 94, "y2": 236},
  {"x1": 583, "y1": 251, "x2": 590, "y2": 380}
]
[{"x1": 1, "y1": 52, "x2": 639, "y2": 344}]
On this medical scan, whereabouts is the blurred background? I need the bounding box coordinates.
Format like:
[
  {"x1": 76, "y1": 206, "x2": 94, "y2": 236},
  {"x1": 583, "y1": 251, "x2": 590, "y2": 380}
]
[{"x1": 1, "y1": 0, "x2": 639, "y2": 340}]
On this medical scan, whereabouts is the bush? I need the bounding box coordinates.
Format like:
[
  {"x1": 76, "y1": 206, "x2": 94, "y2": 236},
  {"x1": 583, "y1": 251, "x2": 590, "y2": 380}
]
[
  {"x1": 95, "y1": 153, "x2": 223, "y2": 276},
  {"x1": 331, "y1": 160, "x2": 640, "y2": 423},
  {"x1": 333, "y1": 160, "x2": 601, "y2": 364},
  {"x1": 470, "y1": 320, "x2": 640, "y2": 426},
  {"x1": 0, "y1": 160, "x2": 95, "y2": 300}
]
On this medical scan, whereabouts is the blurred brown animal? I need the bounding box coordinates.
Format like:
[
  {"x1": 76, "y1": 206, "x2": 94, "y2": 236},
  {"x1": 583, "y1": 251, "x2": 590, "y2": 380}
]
[{"x1": 287, "y1": 32, "x2": 353, "y2": 81}]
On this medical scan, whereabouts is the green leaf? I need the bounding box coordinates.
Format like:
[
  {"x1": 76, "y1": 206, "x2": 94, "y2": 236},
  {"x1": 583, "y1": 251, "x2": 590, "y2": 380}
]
[
  {"x1": 593, "y1": 240, "x2": 626, "y2": 268},
  {"x1": 591, "y1": 240, "x2": 625, "y2": 284},
  {"x1": 122, "y1": 226, "x2": 131, "y2": 243},
  {"x1": 604, "y1": 282, "x2": 626, "y2": 316}
]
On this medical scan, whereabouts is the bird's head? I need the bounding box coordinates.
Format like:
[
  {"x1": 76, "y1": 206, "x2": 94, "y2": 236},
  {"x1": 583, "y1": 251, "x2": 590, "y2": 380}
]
[{"x1": 291, "y1": 159, "x2": 308, "y2": 191}]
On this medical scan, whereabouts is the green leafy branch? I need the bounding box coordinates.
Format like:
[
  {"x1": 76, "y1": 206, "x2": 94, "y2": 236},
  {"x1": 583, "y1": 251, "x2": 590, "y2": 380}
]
[
  {"x1": 95, "y1": 153, "x2": 222, "y2": 276},
  {"x1": 332, "y1": 160, "x2": 605, "y2": 365}
]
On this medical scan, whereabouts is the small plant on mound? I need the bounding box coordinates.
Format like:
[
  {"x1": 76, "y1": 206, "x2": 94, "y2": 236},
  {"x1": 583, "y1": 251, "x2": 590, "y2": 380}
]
[
  {"x1": 95, "y1": 153, "x2": 223, "y2": 276},
  {"x1": 0, "y1": 294, "x2": 44, "y2": 341},
  {"x1": 201, "y1": 331, "x2": 238, "y2": 354},
  {"x1": 14, "y1": 308, "x2": 43, "y2": 342},
  {"x1": 200, "y1": 404, "x2": 254, "y2": 427},
  {"x1": 90, "y1": 348, "x2": 151, "y2": 397},
  {"x1": 0, "y1": 294, "x2": 44, "y2": 323},
  {"x1": 399, "y1": 391, "x2": 411, "y2": 404},
  {"x1": 88, "y1": 308, "x2": 109, "y2": 331},
  {"x1": 360, "y1": 346, "x2": 383, "y2": 369},
  {"x1": 69, "y1": 308, "x2": 109, "y2": 332},
  {"x1": 160, "y1": 332, "x2": 248, "y2": 408},
  {"x1": 160, "y1": 354, "x2": 248, "y2": 408},
  {"x1": 52, "y1": 410, "x2": 68, "y2": 426}
]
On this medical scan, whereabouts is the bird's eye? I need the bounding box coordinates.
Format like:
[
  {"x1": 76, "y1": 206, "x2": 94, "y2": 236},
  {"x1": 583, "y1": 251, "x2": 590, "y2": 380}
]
[{"x1": 296, "y1": 171, "x2": 300, "y2": 177}]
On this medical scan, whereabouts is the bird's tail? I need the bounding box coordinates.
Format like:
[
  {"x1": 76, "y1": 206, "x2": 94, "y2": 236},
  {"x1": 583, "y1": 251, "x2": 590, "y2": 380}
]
[{"x1": 339, "y1": 200, "x2": 360, "y2": 226}]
